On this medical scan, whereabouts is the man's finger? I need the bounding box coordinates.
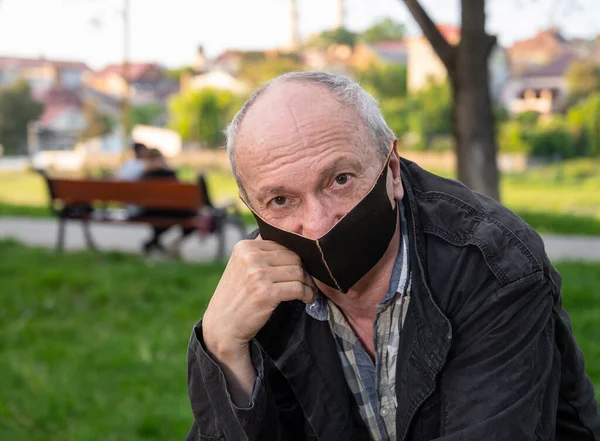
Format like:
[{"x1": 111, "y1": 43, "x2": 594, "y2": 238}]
[
  {"x1": 266, "y1": 265, "x2": 316, "y2": 288},
  {"x1": 272, "y1": 280, "x2": 317, "y2": 304}
]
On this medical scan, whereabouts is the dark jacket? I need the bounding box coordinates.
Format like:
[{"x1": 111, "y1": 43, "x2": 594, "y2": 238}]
[{"x1": 186, "y1": 159, "x2": 600, "y2": 441}]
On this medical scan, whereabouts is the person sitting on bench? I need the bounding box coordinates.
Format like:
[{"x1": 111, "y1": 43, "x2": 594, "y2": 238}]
[{"x1": 137, "y1": 148, "x2": 196, "y2": 257}]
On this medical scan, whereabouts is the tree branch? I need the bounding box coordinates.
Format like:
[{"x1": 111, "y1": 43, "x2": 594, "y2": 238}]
[{"x1": 402, "y1": 0, "x2": 456, "y2": 69}]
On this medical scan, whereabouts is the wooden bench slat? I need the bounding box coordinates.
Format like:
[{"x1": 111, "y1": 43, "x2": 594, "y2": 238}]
[{"x1": 50, "y1": 179, "x2": 205, "y2": 210}]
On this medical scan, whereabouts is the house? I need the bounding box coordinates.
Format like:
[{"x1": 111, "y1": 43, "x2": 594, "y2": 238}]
[
  {"x1": 83, "y1": 62, "x2": 177, "y2": 105},
  {"x1": 0, "y1": 56, "x2": 90, "y2": 95},
  {"x1": 507, "y1": 28, "x2": 571, "y2": 74},
  {"x1": 181, "y1": 69, "x2": 250, "y2": 95},
  {"x1": 406, "y1": 24, "x2": 460, "y2": 93},
  {"x1": 406, "y1": 24, "x2": 510, "y2": 100},
  {"x1": 351, "y1": 40, "x2": 408, "y2": 69},
  {"x1": 36, "y1": 88, "x2": 87, "y2": 150},
  {"x1": 501, "y1": 52, "x2": 575, "y2": 115}
]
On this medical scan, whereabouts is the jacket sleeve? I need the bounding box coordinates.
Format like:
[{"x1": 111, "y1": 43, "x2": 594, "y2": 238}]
[
  {"x1": 185, "y1": 320, "x2": 308, "y2": 441},
  {"x1": 434, "y1": 272, "x2": 561, "y2": 440}
]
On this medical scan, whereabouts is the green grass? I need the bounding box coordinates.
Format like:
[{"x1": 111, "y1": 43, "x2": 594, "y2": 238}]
[
  {"x1": 0, "y1": 240, "x2": 598, "y2": 440},
  {"x1": 0, "y1": 240, "x2": 224, "y2": 441},
  {"x1": 1, "y1": 158, "x2": 599, "y2": 234}
]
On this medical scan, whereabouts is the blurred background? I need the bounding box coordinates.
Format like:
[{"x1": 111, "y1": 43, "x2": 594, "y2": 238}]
[{"x1": 0, "y1": 0, "x2": 599, "y2": 440}]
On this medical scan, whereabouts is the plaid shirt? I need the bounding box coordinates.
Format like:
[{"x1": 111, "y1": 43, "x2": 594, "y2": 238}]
[{"x1": 306, "y1": 205, "x2": 411, "y2": 441}]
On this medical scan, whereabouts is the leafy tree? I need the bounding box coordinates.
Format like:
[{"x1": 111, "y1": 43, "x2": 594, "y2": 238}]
[
  {"x1": 168, "y1": 88, "x2": 238, "y2": 148},
  {"x1": 515, "y1": 110, "x2": 540, "y2": 126},
  {"x1": 565, "y1": 60, "x2": 600, "y2": 104},
  {"x1": 567, "y1": 93, "x2": 600, "y2": 157},
  {"x1": 131, "y1": 103, "x2": 165, "y2": 127},
  {"x1": 523, "y1": 118, "x2": 581, "y2": 160},
  {"x1": 360, "y1": 18, "x2": 406, "y2": 43},
  {"x1": 497, "y1": 121, "x2": 531, "y2": 153},
  {"x1": 238, "y1": 54, "x2": 303, "y2": 88},
  {"x1": 306, "y1": 28, "x2": 358, "y2": 49},
  {"x1": 0, "y1": 80, "x2": 43, "y2": 154},
  {"x1": 379, "y1": 80, "x2": 452, "y2": 149},
  {"x1": 355, "y1": 64, "x2": 408, "y2": 99},
  {"x1": 79, "y1": 101, "x2": 114, "y2": 142},
  {"x1": 165, "y1": 66, "x2": 194, "y2": 83}
]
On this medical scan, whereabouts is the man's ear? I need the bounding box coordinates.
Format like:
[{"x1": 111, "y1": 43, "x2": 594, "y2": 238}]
[{"x1": 389, "y1": 139, "x2": 404, "y2": 201}]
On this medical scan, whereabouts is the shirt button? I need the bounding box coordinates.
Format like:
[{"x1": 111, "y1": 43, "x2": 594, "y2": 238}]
[{"x1": 381, "y1": 408, "x2": 389, "y2": 417}]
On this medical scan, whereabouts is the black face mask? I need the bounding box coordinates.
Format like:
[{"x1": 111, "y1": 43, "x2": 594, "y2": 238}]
[{"x1": 248, "y1": 153, "x2": 398, "y2": 294}]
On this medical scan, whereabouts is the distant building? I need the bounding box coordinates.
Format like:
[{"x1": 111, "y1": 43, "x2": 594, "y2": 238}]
[
  {"x1": 181, "y1": 70, "x2": 250, "y2": 95},
  {"x1": 351, "y1": 41, "x2": 408, "y2": 69},
  {"x1": 34, "y1": 88, "x2": 86, "y2": 151},
  {"x1": 83, "y1": 62, "x2": 176, "y2": 105},
  {"x1": 0, "y1": 56, "x2": 90, "y2": 95},
  {"x1": 501, "y1": 52, "x2": 575, "y2": 115},
  {"x1": 406, "y1": 24, "x2": 509, "y2": 100},
  {"x1": 507, "y1": 28, "x2": 571, "y2": 74},
  {"x1": 407, "y1": 24, "x2": 461, "y2": 93}
]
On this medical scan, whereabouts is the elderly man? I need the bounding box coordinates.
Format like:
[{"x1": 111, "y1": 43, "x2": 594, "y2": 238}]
[{"x1": 186, "y1": 72, "x2": 600, "y2": 441}]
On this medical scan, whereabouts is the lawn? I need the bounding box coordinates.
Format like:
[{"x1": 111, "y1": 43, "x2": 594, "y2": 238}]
[
  {"x1": 0, "y1": 240, "x2": 598, "y2": 441},
  {"x1": 1, "y1": 158, "x2": 599, "y2": 234}
]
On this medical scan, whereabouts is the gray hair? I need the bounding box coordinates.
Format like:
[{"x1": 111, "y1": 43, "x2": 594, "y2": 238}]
[{"x1": 225, "y1": 71, "x2": 396, "y2": 193}]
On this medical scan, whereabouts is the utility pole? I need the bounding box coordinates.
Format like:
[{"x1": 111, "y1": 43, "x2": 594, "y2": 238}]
[
  {"x1": 121, "y1": 0, "x2": 131, "y2": 157},
  {"x1": 288, "y1": 0, "x2": 299, "y2": 50},
  {"x1": 336, "y1": 0, "x2": 345, "y2": 29}
]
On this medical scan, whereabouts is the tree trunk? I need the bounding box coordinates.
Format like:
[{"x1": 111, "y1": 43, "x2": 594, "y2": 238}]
[
  {"x1": 452, "y1": 0, "x2": 500, "y2": 200},
  {"x1": 402, "y1": 0, "x2": 501, "y2": 200}
]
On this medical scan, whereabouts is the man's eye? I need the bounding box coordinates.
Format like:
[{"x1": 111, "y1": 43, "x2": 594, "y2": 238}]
[
  {"x1": 335, "y1": 174, "x2": 349, "y2": 185},
  {"x1": 271, "y1": 196, "x2": 287, "y2": 206}
]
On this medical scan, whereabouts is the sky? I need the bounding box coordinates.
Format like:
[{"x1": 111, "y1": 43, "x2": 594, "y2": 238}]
[{"x1": 0, "y1": 0, "x2": 598, "y2": 69}]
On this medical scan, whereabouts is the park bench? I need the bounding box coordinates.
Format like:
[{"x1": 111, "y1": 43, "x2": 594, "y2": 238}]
[{"x1": 37, "y1": 170, "x2": 246, "y2": 259}]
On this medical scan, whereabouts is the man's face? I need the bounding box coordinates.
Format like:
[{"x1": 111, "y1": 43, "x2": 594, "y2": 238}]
[{"x1": 235, "y1": 82, "x2": 403, "y2": 240}]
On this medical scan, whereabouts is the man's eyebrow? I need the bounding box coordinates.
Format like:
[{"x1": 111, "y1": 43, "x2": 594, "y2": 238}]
[
  {"x1": 321, "y1": 157, "x2": 363, "y2": 177},
  {"x1": 256, "y1": 186, "x2": 287, "y2": 204}
]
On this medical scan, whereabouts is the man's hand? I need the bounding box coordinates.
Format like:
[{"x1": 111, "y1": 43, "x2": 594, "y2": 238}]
[{"x1": 202, "y1": 239, "x2": 317, "y2": 406}]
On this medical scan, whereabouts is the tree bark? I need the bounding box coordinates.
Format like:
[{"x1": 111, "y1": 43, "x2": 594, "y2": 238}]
[{"x1": 402, "y1": 0, "x2": 501, "y2": 200}]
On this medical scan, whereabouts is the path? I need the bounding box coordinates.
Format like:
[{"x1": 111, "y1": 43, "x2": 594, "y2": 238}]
[{"x1": 1, "y1": 217, "x2": 599, "y2": 262}]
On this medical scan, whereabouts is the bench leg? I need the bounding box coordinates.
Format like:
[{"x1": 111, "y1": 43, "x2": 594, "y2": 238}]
[
  {"x1": 57, "y1": 217, "x2": 66, "y2": 252},
  {"x1": 82, "y1": 220, "x2": 97, "y2": 250}
]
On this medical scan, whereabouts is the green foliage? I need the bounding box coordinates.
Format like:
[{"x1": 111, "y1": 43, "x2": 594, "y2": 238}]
[
  {"x1": 168, "y1": 88, "x2": 238, "y2": 148},
  {"x1": 406, "y1": 81, "x2": 452, "y2": 148},
  {"x1": 131, "y1": 103, "x2": 164, "y2": 127},
  {"x1": 566, "y1": 60, "x2": 600, "y2": 104},
  {"x1": 498, "y1": 121, "x2": 531, "y2": 153},
  {"x1": 355, "y1": 63, "x2": 407, "y2": 99},
  {"x1": 79, "y1": 102, "x2": 113, "y2": 142},
  {"x1": 360, "y1": 17, "x2": 406, "y2": 43},
  {"x1": 306, "y1": 28, "x2": 358, "y2": 49},
  {"x1": 567, "y1": 93, "x2": 600, "y2": 157},
  {"x1": 165, "y1": 66, "x2": 194, "y2": 82},
  {"x1": 0, "y1": 80, "x2": 43, "y2": 154},
  {"x1": 515, "y1": 110, "x2": 540, "y2": 126},
  {"x1": 238, "y1": 53, "x2": 303, "y2": 88},
  {"x1": 523, "y1": 118, "x2": 582, "y2": 160}
]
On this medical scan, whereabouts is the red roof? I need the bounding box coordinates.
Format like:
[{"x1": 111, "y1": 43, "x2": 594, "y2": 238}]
[
  {"x1": 0, "y1": 56, "x2": 89, "y2": 71},
  {"x1": 436, "y1": 24, "x2": 461, "y2": 42},
  {"x1": 93, "y1": 62, "x2": 163, "y2": 81},
  {"x1": 39, "y1": 104, "x2": 73, "y2": 127},
  {"x1": 39, "y1": 88, "x2": 82, "y2": 107},
  {"x1": 520, "y1": 52, "x2": 576, "y2": 78},
  {"x1": 509, "y1": 29, "x2": 569, "y2": 55}
]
